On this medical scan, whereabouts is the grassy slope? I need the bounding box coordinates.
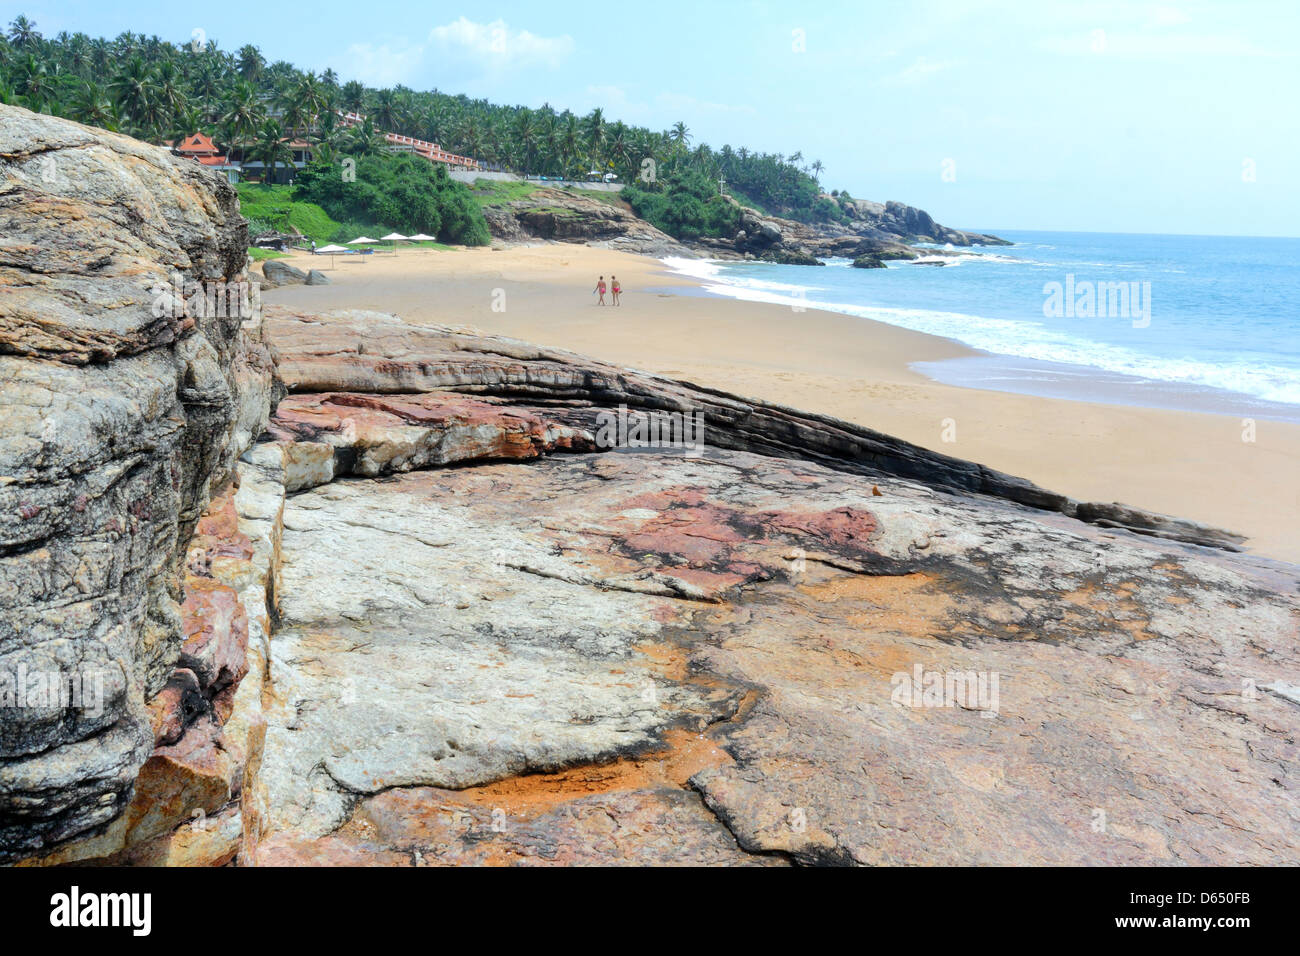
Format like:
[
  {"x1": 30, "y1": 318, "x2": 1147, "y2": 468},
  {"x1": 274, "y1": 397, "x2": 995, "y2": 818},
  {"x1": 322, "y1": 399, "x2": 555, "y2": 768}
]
[
  {"x1": 236, "y1": 183, "x2": 341, "y2": 243},
  {"x1": 466, "y1": 178, "x2": 539, "y2": 208}
]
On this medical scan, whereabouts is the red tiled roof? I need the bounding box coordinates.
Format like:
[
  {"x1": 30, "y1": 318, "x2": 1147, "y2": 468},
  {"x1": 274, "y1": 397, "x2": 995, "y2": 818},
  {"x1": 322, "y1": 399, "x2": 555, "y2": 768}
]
[{"x1": 174, "y1": 132, "x2": 221, "y2": 156}]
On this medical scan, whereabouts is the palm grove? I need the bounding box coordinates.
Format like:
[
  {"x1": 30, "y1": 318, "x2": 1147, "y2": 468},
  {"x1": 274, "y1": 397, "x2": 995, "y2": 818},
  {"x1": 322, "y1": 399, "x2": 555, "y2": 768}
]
[{"x1": 0, "y1": 16, "x2": 849, "y2": 242}]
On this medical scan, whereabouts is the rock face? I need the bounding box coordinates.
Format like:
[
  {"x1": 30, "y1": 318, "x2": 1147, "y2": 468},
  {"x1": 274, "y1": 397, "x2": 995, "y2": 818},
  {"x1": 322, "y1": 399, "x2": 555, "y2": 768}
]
[
  {"x1": 230, "y1": 309, "x2": 1296, "y2": 865},
  {"x1": 479, "y1": 186, "x2": 690, "y2": 258},
  {"x1": 840, "y1": 198, "x2": 1008, "y2": 247},
  {"x1": 475, "y1": 181, "x2": 1006, "y2": 266},
  {"x1": 266, "y1": 309, "x2": 1246, "y2": 552},
  {"x1": 0, "y1": 105, "x2": 277, "y2": 861},
  {"x1": 4, "y1": 113, "x2": 1298, "y2": 866}
]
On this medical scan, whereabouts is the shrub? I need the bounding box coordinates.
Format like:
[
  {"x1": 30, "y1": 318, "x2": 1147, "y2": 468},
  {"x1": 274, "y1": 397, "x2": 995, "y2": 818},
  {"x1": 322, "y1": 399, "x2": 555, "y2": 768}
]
[{"x1": 294, "y1": 154, "x2": 491, "y2": 246}]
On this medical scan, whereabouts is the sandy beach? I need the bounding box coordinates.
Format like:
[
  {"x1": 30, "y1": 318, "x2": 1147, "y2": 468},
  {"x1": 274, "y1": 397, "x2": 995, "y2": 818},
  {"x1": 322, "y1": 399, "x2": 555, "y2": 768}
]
[{"x1": 264, "y1": 243, "x2": 1300, "y2": 563}]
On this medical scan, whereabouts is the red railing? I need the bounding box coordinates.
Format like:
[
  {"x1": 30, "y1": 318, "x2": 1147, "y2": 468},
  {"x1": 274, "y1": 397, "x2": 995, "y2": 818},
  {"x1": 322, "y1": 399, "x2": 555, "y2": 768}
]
[{"x1": 336, "y1": 111, "x2": 480, "y2": 169}]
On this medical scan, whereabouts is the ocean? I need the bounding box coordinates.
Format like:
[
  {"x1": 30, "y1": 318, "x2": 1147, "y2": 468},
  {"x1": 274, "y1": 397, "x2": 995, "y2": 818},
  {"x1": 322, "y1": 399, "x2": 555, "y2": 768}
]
[{"x1": 663, "y1": 231, "x2": 1300, "y2": 422}]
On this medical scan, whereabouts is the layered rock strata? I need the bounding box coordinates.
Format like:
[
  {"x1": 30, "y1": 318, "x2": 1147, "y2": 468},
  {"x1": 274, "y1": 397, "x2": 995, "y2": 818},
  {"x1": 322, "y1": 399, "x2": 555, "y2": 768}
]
[
  {"x1": 0, "y1": 105, "x2": 277, "y2": 861},
  {"x1": 3, "y1": 108, "x2": 1296, "y2": 866}
]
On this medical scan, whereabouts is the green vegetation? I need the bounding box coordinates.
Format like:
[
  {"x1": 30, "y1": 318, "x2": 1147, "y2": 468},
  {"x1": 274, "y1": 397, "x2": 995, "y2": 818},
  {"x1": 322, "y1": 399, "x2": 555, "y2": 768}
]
[
  {"x1": 293, "y1": 153, "x2": 490, "y2": 246},
  {"x1": 1, "y1": 14, "x2": 843, "y2": 227},
  {"x1": 467, "y1": 178, "x2": 539, "y2": 208},
  {"x1": 246, "y1": 247, "x2": 289, "y2": 261},
  {"x1": 236, "y1": 183, "x2": 340, "y2": 243},
  {"x1": 565, "y1": 187, "x2": 628, "y2": 210},
  {"x1": 622, "y1": 169, "x2": 741, "y2": 241}
]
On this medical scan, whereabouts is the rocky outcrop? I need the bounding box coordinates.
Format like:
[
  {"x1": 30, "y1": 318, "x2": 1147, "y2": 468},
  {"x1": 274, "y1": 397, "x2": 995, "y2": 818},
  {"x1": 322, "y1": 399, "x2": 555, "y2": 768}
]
[
  {"x1": 0, "y1": 105, "x2": 277, "y2": 862},
  {"x1": 228, "y1": 308, "x2": 1297, "y2": 865},
  {"x1": 476, "y1": 181, "x2": 1005, "y2": 265},
  {"x1": 266, "y1": 308, "x2": 1246, "y2": 552},
  {"x1": 838, "y1": 198, "x2": 1009, "y2": 247},
  {"x1": 5, "y1": 113, "x2": 1297, "y2": 866},
  {"x1": 479, "y1": 186, "x2": 691, "y2": 258}
]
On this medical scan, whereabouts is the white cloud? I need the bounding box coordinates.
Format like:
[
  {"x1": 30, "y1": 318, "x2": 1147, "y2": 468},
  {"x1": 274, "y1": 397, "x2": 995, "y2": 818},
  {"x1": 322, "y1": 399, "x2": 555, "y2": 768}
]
[
  {"x1": 429, "y1": 18, "x2": 574, "y2": 69},
  {"x1": 342, "y1": 41, "x2": 427, "y2": 87},
  {"x1": 341, "y1": 19, "x2": 573, "y2": 87},
  {"x1": 585, "y1": 84, "x2": 633, "y2": 112}
]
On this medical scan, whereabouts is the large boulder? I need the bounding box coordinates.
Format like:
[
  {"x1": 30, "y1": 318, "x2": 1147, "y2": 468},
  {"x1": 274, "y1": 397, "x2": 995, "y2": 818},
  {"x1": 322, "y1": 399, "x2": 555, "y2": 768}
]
[
  {"x1": 0, "y1": 105, "x2": 276, "y2": 861},
  {"x1": 261, "y1": 259, "x2": 307, "y2": 286}
]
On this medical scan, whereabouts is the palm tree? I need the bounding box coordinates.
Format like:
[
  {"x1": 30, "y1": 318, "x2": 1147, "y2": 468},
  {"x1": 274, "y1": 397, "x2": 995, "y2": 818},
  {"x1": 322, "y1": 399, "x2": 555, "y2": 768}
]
[
  {"x1": 583, "y1": 107, "x2": 607, "y2": 165},
  {"x1": 372, "y1": 89, "x2": 400, "y2": 131},
  {"x1": 558, "y1": 113, "x2": 581, "y2": 177},
  {"x1": 340, "y1": 80, "x2": 364, "y2": 114},
  {"x1": 345, "y1": 116, "x2": 383, "y2": 156},
  {"x1": 287, "y1": 73, "x2": 324, "y2": 133},
  {"x1": 7, "y1": 15, "x2": 41, "y2": 49},
  {"x1": 152, "y1": 58, "x2": 188, "y2": 131},
  {"x1": 236, "y1": 44, "x2": 263, "y2": 81},
  {"x1": 607, "y1": 121, "x2": 632, "y2": 179},
  {"x1": 513, "y1": 108, "x2": 539, "y2": 172},
  {"x1": 16, "y1": 53, "x2": 55, "y2": 111},
  {"x1": 218, "y1": 80, "x2": 264, "y2": 147},
  {"x1": 253, "y1": 119, "x2": 292, "y2": 183},
  {"x1": 70, "y1": 81, "x2": 118, "y2": 130},
  {"x1": 811, "y1": 159, "x2": 824, "y2": 182},
  {"x1": 670, "y1": 121, "x2": 691, "y2": 149},
  {"x1": 110, "y1": 55, "x2": 164, "y2": 137}
]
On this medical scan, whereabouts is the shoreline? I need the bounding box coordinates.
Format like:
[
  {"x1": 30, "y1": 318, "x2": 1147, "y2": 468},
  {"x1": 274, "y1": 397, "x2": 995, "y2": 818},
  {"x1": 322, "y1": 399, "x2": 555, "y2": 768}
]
[
  {"x1": 261, "y1": 242, "x2": 1300, "y2": 563},
  {"x1": 657, "y1": 251, "x2": 1300, "y2": 423}
]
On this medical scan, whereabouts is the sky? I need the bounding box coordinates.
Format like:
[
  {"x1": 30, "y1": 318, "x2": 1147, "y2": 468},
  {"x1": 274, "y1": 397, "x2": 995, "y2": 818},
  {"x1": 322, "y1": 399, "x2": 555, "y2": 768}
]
[{"x1": 6, "y1": 0, "x2": 1298, "y2": 236}]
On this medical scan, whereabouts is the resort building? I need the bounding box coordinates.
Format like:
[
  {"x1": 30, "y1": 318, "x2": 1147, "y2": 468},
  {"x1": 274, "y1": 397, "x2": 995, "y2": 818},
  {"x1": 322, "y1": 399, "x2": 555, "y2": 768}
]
[
  {"x1": 336, "y1": 111, "x2": 480, "y2": 171},
  {"x1": 165, "y1": 132, "x2": 240, "y2": 184}
]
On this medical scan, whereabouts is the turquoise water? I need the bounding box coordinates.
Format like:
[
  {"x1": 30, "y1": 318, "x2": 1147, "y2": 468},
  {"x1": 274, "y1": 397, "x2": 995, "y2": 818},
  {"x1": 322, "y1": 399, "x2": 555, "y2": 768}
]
[{"x1": 663, "y1": 231, "x2": 1300, "y2": 419}]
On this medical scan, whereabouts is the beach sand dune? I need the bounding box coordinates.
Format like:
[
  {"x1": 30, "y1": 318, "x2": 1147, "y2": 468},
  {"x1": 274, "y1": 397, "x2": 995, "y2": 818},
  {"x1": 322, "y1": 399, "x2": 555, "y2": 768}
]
[{"x1": 264, "y1": 244, "x2": 1300, "y2": 563}]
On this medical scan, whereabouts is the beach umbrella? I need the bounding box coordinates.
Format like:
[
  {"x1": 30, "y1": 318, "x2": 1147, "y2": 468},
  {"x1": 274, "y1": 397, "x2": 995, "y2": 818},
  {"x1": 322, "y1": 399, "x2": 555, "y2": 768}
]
[
  {"x1": 380, "y1": 231, "x2": 408, "y2": 254},
  {"x1": 347, "y1": 235, "x2": 378, "y2": 265},
  {"x1": 315, "y1": 244, "x2": 347, "y2": 269},
  {"x1": 407, "y1": 232, "x2": 436, "y2": 252}
]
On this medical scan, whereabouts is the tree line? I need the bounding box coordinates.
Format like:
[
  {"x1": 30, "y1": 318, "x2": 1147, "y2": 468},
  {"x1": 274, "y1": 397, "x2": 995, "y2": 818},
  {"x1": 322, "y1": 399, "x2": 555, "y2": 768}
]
[{"x1": 0, "y1": 15, "x2": 844, "y2": 224}]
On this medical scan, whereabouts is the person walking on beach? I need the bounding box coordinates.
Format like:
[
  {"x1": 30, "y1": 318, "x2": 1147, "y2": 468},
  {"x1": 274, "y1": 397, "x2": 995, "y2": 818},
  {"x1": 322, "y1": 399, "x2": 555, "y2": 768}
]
[
  {"x1": 594, "y1": 275, "x2": 607, "y2": 305},
  {"x1": 310, "y1": 239, "x2": 317, "y2": 255},
  {"x1": 611, "y1": 275, "x2": 622, "y2": 306}
]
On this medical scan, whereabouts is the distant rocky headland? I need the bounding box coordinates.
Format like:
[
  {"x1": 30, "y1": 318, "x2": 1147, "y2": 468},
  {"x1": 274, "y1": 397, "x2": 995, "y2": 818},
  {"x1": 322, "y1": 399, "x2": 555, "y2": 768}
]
[
  {"x1": 3, "y1": 105, "x2": 1298, "y2": 867},
  {"x1": 480, "y1": 184, "x2": 1009, "y2": 264}
]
